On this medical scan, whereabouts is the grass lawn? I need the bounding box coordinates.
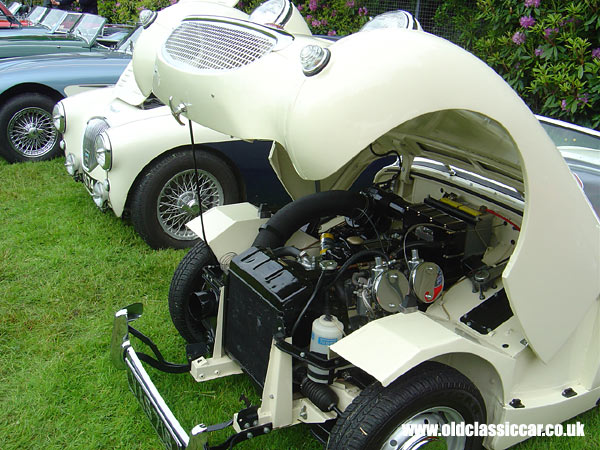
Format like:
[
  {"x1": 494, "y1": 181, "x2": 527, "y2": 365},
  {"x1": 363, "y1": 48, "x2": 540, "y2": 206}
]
[{"x1": 0, "y1": 157, "x2": 598, "y2": 450}]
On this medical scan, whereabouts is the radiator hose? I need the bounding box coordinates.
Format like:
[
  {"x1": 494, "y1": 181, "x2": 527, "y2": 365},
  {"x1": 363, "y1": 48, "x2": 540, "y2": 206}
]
[{"x1": 252, "y1": 190, "x2": 368, "y2": 249}]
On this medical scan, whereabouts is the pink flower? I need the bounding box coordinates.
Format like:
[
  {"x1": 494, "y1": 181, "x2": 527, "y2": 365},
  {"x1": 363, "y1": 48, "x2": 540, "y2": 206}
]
[
  {"x1": 327, "y1": 30, "x2": 336, "y2": 36},
  {"x1": 592, "y1": 48, "x2": 600, "y2": 59},
  {"x1": 577, "y1": 93, "x2": 589, "y2": 105},
  {"x1": 297, "y1": 4, "x2": 303, "y2": 11},
  {"x1": 358, "y1": 6, "x2": 368, "y2": 16},
  {"x1": 519, "y1": 16, "x2": 535, "y2": 28},
  {"x1": 524, "y1": 0, "x2": 540, "y2": 7},
  {"x1": 306, "y1": 14, "x2": 312, "y2": 19},
  {"x1": 544, "y1": 27, "x2": 558, "y2": 39},
  {"x1": 345, "y1": 0, "x2": 354, "y2": 7},
  {"x1": 321, "y1": 19, "x2": 328, "y2": 26},
  {"x1": 560, "y1": 99, "x2": 567, "y2": 111},
  {"x1": 512, "y1": 31, "x2": 526, "y2": 45},
  {"x1": 534, "y1": 47, "x2": 543, "y2": 56},
  {"x1": 331, "y1": 9, "x2": 337, "y2": 17},
  {"x1": 311, "y1": 19, "x2": 320, "y2": 27},
  {"x1": 115, "y1": 1, "x2": 120, "y2": 6},
  {"x1": 309, "y1": 0, "x2": 317, "y2": 12}
]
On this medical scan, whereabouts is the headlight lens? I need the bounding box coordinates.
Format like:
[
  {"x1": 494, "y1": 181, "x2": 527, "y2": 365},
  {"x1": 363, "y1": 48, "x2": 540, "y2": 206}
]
[
  {"x1": 249, "y1": 0, "x2": 291, "y2": 27},
  {"x1": 300, "y1": 45, "x2": 331, "y2": 76},
  {"x1": 139, "y1": 9, "x2": 157, "y2": 29},
  {"x1": 94, "y1": 132, "x2": 112, "y2": 170},
  {"x1": 52, "y1": 102, "x2": 66, "y2": 133},
  {"x1": 360, "y1": 10, "x2": 422, "y2": 32}
]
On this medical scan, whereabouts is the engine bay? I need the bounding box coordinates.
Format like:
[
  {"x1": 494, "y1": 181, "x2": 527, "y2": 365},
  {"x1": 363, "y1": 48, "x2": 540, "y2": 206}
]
[{"x1": 213, "y1": 171, "x2": 523, "y2": 396}]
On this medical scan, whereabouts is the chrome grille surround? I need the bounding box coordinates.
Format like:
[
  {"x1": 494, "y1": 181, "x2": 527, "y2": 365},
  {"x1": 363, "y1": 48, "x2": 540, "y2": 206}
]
[
  {"x1": 83, "y1": 117, "x2": 109, "y2": 171},
  {"x1": 163, "y1": 19, "x2": 279, "y2": 71}
]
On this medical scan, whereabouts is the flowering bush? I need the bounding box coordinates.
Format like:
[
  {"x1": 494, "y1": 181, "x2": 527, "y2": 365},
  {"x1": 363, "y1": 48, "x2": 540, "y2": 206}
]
[
  {"x1": 238, "y1": 0, "x2": 368, "y2": 36},
  {"x1": 98, "y1": 0, "x2": 173, "y2": 24},
  {"x1": 438, "y1": 0, "x2": 600, "y2": 129}
]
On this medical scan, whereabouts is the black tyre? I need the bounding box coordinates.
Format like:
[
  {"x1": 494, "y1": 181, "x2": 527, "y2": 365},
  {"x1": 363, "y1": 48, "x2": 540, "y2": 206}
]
[
  {"x1": 328, "y1": 362, "x2": 486, "y2": 450},
  {"x1": 0, "y1": 93, "x2": 61, "y2": 163},
  {"x1": 130, "y1": 149, "x2": 241, "y2": 249},
  {"x1": 169, "y1": 240, "x2": 220, "y2": 344}
]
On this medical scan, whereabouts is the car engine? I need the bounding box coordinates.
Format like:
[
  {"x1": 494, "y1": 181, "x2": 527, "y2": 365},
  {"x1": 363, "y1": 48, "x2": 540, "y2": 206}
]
[{"x1": 216, "y1": 183, "x2": 511, "y2": 394}]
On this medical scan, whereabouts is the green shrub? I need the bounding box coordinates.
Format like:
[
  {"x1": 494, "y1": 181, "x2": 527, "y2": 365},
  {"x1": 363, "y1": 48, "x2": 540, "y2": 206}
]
[
  {"x1": 239, "y1": 0, "x2": 369, "y2": 36},
  {"x1": 438, "y1": 0, "x2": 600, "y2": 129},
  {"x1": 98, "y1": 0, "x2": 172, "y2": 24}
]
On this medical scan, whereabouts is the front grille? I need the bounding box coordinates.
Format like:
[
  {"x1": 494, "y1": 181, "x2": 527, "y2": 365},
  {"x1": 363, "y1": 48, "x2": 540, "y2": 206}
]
[
  {"x1": 82, "y1": 118, "x2": 109, "y2": 171},
  {"x1": 164, "y1": 20, "x2": 277, "y2": 71}
]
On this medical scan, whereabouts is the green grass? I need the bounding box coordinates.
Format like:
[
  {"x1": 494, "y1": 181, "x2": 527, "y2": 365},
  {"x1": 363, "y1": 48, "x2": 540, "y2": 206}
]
[{"x1": 0, "y1": 158, "x2": 598, "y2": 450}]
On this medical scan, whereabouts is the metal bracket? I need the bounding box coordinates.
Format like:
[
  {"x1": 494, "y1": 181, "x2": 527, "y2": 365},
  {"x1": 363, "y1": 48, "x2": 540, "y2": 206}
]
[{"x1": 169, "y1": 96, "x2": 188, "y2": 126}]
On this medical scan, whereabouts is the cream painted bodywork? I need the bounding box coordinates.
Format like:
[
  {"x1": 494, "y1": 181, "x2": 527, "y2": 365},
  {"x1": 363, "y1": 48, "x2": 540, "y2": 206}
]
[
  {"x1": 61, "y1": 87, "x2": 238, "y2": 217},
  {"x1": 152, "y1": 21, "x2": 599, "y2": 362},
  {"x1": 147, "y1": 13, "x2": 600, "y2": 448}
]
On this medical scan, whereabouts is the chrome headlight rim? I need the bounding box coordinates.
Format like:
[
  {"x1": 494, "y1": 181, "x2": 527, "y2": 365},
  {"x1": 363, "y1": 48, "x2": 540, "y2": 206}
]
[
  {"x1": 139, "y1": 9, "x2": 157, "y2": 29},
  {"x1": 52, "y1": 102, "x2": 66, "y2": 133},
  {"x1": 360, "y1": 10, "x2": 422, "y2": 32},
  {"x1": 249, "y1": 0, "x2": 292, "y2": 27},
  {"x1": 95, "y1": 131, "x2": 112, "y2": 170}
]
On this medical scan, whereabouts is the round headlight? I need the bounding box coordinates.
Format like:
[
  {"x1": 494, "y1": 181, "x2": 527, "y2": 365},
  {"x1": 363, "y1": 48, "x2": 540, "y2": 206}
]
[
  {"x1": 53, "y1": 102, "x2": 66, "y2": 133},
  {"x1": 249, "y1": 0, "x2": 291, "y2": 27},
  {"x1": 360, "y1": 10, "x2": 422, "y2": 32},
  {"x1": 300, "y1": 45, "x2": 331, "y2": 76},
  {"x1": 139, "y1": 9, "x2": 157, "y2": 29},
  {"x1": 94, "y1": 132, "x2": 112, "y2": 170}
]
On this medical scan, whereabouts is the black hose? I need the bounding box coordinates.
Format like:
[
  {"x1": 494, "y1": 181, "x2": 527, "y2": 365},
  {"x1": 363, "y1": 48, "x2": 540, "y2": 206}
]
[
  {"x1": 253, "y1": 190, "x2": 368, "y2": 249},
  {"x1": 290, "y1": 271, "x2": 326, "y2": 339},
  {"x1": 329, "y1": 249, "x2": 389, "y2": 287}
]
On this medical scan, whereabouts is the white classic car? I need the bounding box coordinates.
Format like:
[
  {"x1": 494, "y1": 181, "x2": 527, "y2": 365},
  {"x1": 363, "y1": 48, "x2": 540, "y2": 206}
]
[
  {"x1": 111, "y1": 3, "x2": 599, "y2": 450},
  {"x1": 55, "y1": 0, "x2": 312, "y2": 249}
]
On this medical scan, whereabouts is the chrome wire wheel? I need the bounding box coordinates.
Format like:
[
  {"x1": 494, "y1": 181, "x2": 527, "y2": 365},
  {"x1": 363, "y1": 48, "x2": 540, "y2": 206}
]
[
  {"x1": 7, "y1": 106, "x2": 58, "y2": 158},
  {"x1": 157, "y1": 168, "x2": 224, "y2": 240},
  {"x1": 381, "y1": 406, "x2": 466, "y2": 450}
]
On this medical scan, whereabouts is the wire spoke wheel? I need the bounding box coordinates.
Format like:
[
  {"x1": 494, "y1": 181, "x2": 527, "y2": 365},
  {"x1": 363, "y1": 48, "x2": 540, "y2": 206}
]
[
  {"x1": 157, "y1": 168, "x2": 224, "y2": 240},
  {"x1": 7, "y1": 106, "x2": 57, "y2": 158},
  {"x1": 381, "y1": 406, "x2": 465, "y2": 450}
]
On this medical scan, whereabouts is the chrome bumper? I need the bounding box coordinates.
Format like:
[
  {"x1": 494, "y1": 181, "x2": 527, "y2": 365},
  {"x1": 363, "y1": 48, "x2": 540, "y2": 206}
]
[{"x1": 110, "y1": 304, "x2": 208, "y2": 450}]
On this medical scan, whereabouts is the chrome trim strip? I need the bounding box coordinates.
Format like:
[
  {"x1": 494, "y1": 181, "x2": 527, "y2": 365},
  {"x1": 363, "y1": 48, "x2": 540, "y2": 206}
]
[
  {"x1": 124, "y1": 346, "x2": 190, "y2": 449},
  {"x1": 111, "y1": 304, "x2": 210, "y2": 449}
]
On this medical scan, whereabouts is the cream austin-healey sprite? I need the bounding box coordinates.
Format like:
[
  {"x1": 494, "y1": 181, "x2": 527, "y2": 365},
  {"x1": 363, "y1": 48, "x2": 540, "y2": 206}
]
[{"x1": 110, "y1": 1, "x2": 600, "y2": 449}]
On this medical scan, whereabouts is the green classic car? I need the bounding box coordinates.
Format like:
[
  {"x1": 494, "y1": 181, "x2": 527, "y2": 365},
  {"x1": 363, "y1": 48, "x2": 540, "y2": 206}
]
[{"x1": 0, "y1": 12, "x2": 111, "y2": 58}]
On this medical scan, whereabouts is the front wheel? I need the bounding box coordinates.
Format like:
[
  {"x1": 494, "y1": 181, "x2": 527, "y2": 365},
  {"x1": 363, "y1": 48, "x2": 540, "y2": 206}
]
[
  {"x1": 130, "y1": 149, "x2": 241, "y2": 249},
  {"x1": 169, "y1": 241, "x2": 220, "y2": 345},
  {"x1": 328, "y1": 362, "x2": 486, "y2": 450},
  {"x1": 0, "y1": 93, "x2": 61, "y2": 163}
]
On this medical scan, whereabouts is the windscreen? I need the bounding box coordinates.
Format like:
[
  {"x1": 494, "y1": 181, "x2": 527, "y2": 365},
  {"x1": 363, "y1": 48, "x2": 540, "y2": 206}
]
[
  {"x1": 72, "y1": 13, "x2": 106, "y2": 45},
  {"x1": 28, "y1": 6, "x2": 47, "y2": 23},
  {"x1": 55, "y1": 12, "x2": 80, "y2": 33},
  {"x1": 41, "y1": 9, "x2": 66, "y2": 29},
  {"x1": 8, "y1": 2, "x2": 20, "y2": 14},
  {"x1": 540, "y1": 121, "x2": 600, "y2": 151}
]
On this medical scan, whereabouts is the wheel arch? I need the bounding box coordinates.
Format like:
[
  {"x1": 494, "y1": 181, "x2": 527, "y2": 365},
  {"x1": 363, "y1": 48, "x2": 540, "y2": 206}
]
[
  {"x1": 0, "y1": 83, "x2": 64, "y2": 106},
  {"x1": 330, "y1": 313, "x2": 513, "y2": 426},
  {"x1": 123, "y1": 143, "x2": 246, "y2": 217},
  {"x1": 430, "y1": 352, "x2": 504, "y2": 425}
]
